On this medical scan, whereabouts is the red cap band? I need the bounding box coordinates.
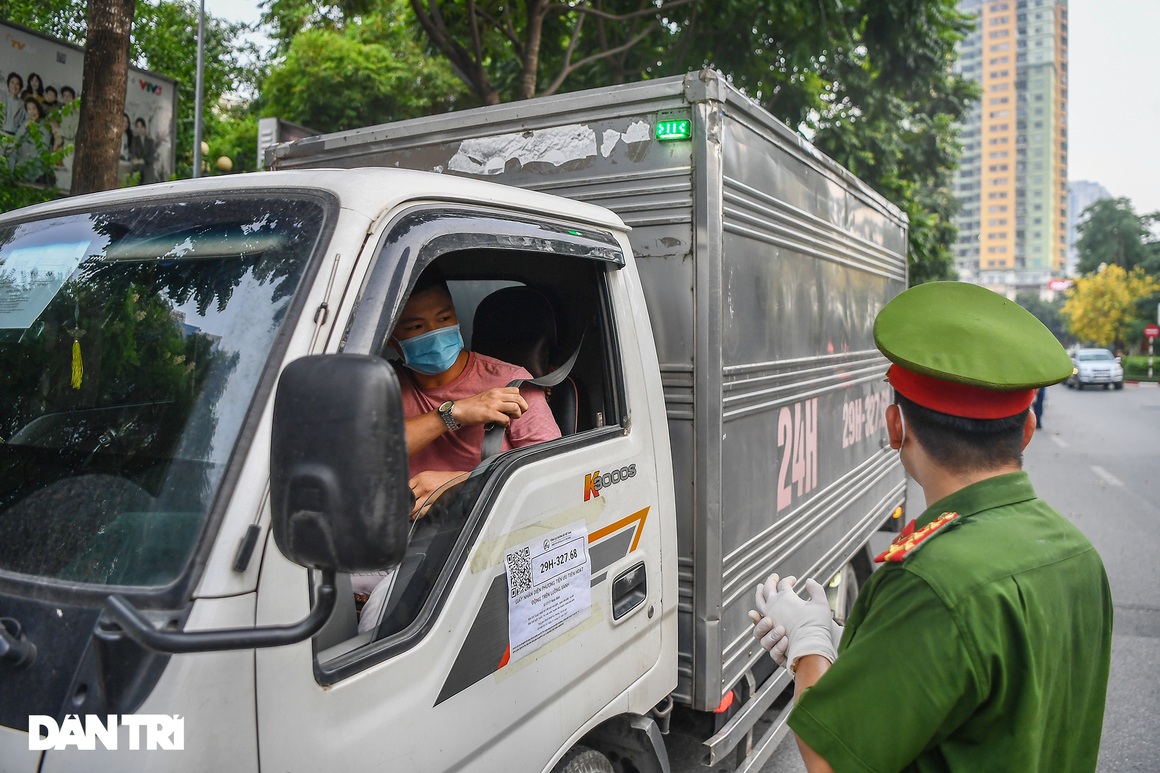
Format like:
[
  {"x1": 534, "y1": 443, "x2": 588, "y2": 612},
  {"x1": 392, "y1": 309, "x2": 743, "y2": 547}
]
[{"x1": 887, "y1": 364, "x2": 1035, "y2": 419}]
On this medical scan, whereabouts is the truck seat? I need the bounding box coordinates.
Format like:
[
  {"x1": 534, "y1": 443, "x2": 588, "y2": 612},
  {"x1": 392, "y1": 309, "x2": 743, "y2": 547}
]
[{"x1": 471, "y1": 286, "x2": 579, "y2": 436}]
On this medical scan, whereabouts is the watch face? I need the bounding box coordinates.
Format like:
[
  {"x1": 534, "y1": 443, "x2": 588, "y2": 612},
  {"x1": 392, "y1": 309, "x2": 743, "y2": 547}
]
[{"x1": 439, "y1": 400, "x2": 457, "y2": 429}]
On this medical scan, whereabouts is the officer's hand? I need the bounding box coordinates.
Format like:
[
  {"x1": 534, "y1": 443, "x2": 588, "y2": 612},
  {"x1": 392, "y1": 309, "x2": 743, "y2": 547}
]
[
  {"x1": 763, "y1": 575, "x2": 839, "y2": 677},
  {"x1": 454, "y1": 387, "x2": 529, "y2": 427},
  {"x1": 748, "y1": 610, "x2": 789, "y2": 666},
  {"x1": 753, "y1": 571, "x2": 784, "y2": 618}
]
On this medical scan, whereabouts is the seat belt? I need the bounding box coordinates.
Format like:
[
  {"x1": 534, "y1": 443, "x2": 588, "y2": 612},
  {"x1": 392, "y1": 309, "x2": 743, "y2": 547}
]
[{"x1": 479, "y1": 336, "x2": 584, "y2": 462}]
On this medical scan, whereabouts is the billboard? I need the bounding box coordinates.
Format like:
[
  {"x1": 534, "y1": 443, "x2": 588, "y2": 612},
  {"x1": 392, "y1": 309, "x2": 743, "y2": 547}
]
[{"x1": 1, "y1": 21, "x2": 178, "y2": 191}]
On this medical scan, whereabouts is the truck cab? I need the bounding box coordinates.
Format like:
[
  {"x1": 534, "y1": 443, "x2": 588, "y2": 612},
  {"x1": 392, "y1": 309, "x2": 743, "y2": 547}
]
[{"x1": 0, "y1": 169, "x2": 677, "y2": 772}]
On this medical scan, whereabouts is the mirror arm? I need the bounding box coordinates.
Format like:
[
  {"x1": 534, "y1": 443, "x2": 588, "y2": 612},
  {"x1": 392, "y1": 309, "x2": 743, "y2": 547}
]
[{"x1": 98, "y1": 570, "x2": 337, "y2": 654}]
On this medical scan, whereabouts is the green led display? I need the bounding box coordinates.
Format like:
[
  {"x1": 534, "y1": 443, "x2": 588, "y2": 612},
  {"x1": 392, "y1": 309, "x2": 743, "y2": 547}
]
[{"x1": 655, "y1": 119, "x2": 692, "y2": 142}]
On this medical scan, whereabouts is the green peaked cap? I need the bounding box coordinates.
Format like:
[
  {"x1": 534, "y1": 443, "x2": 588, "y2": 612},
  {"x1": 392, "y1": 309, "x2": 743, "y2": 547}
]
[{"x1": 874, "y1": 281, "x2": 1073, "y2": 390}]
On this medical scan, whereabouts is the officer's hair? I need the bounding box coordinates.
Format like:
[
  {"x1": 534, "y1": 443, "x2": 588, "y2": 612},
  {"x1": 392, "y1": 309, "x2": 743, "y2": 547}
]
[{"x1": 894, "y1": 393, "x2": 1027, "y2": 471}]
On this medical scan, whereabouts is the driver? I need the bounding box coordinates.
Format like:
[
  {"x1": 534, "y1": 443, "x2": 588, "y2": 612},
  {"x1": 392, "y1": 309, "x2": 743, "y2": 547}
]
[
  {"x1": 353, "y1": 265, "x2": 561, "y2": 629},
  {"x1": 391, "y1": 264, "x2": 561, "y2": 514}
]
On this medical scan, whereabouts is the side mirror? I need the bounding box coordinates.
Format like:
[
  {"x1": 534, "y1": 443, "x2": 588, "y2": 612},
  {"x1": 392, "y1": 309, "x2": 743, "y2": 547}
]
[
  {"x1": 98, "y1": 355, "x2": 414, "y2": 655},
  {"x1": 271, "y1": 354, "x2": 413, "y2": 572}
]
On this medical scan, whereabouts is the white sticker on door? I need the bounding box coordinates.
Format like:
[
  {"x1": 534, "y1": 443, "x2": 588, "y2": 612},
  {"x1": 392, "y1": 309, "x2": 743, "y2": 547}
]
[{"x1": 505, "y1": 520, "x2": 591, "y2": 663}]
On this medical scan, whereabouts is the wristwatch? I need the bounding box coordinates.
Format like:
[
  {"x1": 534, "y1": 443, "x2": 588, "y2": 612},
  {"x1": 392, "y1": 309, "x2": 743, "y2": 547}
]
[{"x1": 438, "y1": 400, "x2": 460, "y2": 431}]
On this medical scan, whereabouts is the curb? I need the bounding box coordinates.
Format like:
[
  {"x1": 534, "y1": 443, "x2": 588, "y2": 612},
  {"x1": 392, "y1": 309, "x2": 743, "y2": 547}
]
[{"x1": 1124, "y1": 381, "x2": 1160, "y2": 388}]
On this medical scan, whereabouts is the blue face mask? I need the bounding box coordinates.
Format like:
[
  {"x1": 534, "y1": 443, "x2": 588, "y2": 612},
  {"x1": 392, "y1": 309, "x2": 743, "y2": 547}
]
[{"x1": 395, "y1": 324, "x2": 464, "y2": 375}]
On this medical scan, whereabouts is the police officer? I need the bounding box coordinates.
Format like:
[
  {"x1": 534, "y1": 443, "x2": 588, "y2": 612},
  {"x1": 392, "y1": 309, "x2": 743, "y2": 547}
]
[{"x1": 750, "y1": 281, "x2": 1113, "y2": 772}]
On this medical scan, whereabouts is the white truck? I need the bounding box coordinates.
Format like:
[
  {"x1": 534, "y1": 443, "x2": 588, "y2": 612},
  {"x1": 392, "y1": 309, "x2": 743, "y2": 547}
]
[{"x1": 0, "y1": 71, "x2": 907, "y2": 772}]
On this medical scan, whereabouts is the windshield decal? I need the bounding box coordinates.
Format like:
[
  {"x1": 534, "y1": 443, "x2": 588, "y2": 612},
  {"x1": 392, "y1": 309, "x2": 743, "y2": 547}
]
[{"x1": 0, "y1": 241, "x2": 88, "y2": 329}]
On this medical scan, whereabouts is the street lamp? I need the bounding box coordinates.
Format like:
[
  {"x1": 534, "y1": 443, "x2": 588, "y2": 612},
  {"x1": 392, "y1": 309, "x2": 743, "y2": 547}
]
[{"x1": 192, "y1": 0, "x2": 206, "y2": 178}]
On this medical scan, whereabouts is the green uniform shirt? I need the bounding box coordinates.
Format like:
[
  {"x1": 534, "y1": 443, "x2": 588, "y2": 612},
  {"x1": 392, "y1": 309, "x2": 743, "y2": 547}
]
[{"x1": 789, "y1": 472, "x2": 1113, "y2": 772}]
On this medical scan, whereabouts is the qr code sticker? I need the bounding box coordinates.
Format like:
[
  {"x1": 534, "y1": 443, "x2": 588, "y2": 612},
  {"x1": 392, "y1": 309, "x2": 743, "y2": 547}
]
[{"x1": 506, "y1": 546, "x2": 532, "y2": 597}]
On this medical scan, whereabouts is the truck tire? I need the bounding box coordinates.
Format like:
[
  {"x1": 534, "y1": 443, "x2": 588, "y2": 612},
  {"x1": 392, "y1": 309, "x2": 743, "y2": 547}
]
[
  {"x1": 554, "y1": 746, "x2": 615, "y2": 773},
  {"x1": 1114, "y1": 382, "x2": 1124, "y2": 390}
]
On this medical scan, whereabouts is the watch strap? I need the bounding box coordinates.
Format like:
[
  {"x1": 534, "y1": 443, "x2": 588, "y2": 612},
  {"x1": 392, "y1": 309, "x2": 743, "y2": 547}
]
[{"x1": 439, "y1": 401, "x2": 460, "y2": 431}]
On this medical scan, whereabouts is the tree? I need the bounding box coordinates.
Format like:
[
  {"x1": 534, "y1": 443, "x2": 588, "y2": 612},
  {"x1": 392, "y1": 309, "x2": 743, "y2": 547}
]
[
  {"x1": 262, "y1": 8, "x2": 467, "y2": 133},
  {"x1": 0, "y1": 0, "x2": 87, "y2": 40},
  {"x1": 71, "y1": 0, "x2": 136, "y2": 194},
  {"x1": 408, "y1": 0, "x2": 695, "y2": 105},
  {"x1": 404, "y1": 0, "x2": 972, "y2": 284},
  {"x1": 1061, "y1": 264, "x2": 1160, "y2": 350},
  {"x1": 811, "y1": 0, "x2": 977, "y2": 285},
  {"x1": 1074, "y1": 197, "x2": 1160, "y2": 277}
]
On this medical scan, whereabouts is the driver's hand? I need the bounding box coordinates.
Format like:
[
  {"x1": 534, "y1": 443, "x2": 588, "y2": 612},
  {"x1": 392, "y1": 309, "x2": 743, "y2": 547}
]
[
  {"x1": 452, "y1": 387, "x2": 528, "y2": 427},
  {"x1": 409, "y1": 470, "x2": 467, "y2": 519}
]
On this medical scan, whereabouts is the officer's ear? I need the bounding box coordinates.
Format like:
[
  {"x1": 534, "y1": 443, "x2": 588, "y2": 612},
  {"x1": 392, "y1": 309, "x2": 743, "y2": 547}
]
[
  {"x1": 886, "y1": 403, "x2": 904, "y2": 450},
  {"x1": 1021, "y1": 410, "x2": 1036, "y2": 450}
]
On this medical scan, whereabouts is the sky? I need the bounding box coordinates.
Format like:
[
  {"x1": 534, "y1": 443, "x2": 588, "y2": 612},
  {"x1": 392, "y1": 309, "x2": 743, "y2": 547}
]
[
  {"x1": 204, "y1": 0, "x2": 1160, "y2": 215},
  {"x1": 1067, "y1": 0, "x2": 1160, "y2": 215}
]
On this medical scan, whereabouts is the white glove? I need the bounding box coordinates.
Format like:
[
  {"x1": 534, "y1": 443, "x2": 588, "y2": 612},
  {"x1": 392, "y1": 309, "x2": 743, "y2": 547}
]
[
  {"x1": 749, "y1": 611, "x2": 842, "y2": 668},
  {"x1": 751, "y1": 573, "x2": 838, "y2": 676},
  {"x1": 748, "y1": 612, "x2": 789, "y2": 666}
]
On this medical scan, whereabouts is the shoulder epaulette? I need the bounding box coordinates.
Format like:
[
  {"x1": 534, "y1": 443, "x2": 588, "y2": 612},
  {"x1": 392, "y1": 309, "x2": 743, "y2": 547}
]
[{"x1": 874, "y1": 511, "x2": 961, "y2": 563}]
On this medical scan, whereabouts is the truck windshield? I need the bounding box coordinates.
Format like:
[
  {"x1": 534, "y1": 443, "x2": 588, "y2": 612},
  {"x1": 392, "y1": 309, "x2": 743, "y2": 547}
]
[{"x1": 0, "y1": 195, "x2": 326, "y2": 587}]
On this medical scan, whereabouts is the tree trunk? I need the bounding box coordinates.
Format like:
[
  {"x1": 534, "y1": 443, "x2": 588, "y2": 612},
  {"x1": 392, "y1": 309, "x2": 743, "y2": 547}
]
[
  {"x1": 71, "y1": 0, "x2": 136, "y2": 195},
  {"x1": 517, "y1": 0, "x2": 550, "y2": 100}
]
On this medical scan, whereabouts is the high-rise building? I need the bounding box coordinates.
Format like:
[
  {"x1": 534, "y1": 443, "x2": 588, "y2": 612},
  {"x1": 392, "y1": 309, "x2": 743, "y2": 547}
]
[
  {"x1": 1067, "y1": 180, "x2": 1111, "y2": 274},
  {"x1": 951, "y1": 0, "x2": 1069, "y2": 295}
]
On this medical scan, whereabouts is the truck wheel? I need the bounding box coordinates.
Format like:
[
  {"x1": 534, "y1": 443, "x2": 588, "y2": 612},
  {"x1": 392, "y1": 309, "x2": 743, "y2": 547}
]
[
  {"x1": 1114, "y1": 382, "x2": 1124, "y2": 390},
  {"x1": 554, "y1": 746, "x2": 615, "y2": 773},
  {"x1": 1076, "y1": 381, "x2": 1083, "y2": 391}
]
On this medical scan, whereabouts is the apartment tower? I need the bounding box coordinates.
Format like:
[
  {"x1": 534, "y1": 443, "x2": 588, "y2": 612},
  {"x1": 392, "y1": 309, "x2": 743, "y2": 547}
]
[{"x1": 952, "y1": 0, "x2": 1069, "y2": 293}]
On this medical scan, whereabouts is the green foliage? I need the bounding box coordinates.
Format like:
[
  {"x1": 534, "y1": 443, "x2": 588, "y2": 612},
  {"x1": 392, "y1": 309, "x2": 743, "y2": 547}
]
[
  {"x1": 1121, "y1": 356, "x2": 1159, "y2": 381},
  {"x1": 803, "y1": 0, "x2": 977, "y2": 285},
  {"x1": 262, "y1": 12, "x2": 467, "y2": 133},
  {"x1": 0, "y1": 0, "x2": 87, "y2": 42},
  {"x1": 393, "y1": 0, "x2": 974, "y2": 285},
  {"x1": 204, "y1": 107, "x2": 259, "y2": 175},
  {"x1": 1075, "y1": 197, "x2": 1160, "y2": 276}
]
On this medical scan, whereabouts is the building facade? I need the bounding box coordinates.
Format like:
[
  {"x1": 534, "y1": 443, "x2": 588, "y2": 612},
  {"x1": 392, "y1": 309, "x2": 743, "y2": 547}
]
[
  {"x1": 1067, "y1": 180, "x2": 1111, "y2": 274},
  {"x1": 952, "y1": 0, "x2": 1069, "y2": 295}
]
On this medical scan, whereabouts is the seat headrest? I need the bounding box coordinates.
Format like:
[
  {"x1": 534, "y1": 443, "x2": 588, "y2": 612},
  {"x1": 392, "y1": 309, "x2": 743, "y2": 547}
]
[{"x1": 471, "y1": 286, "x2": 557, "y2": 378}]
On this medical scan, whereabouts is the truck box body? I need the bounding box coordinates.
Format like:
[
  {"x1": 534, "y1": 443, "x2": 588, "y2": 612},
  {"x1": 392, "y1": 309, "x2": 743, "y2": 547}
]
[{"x1": 272, "y1": 70, "x2": 909, "y2": 710}]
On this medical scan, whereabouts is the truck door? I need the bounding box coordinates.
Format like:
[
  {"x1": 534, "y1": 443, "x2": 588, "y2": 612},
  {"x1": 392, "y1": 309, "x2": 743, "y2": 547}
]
[{"x1": 254, "y1": 206, "x2": 673, "y2": 772}]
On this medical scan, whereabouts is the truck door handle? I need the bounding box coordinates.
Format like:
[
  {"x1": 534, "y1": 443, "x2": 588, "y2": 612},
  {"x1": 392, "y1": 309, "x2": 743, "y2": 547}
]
[{"x1": 612, "y1": 562, "x2": 647, "y2": 620}]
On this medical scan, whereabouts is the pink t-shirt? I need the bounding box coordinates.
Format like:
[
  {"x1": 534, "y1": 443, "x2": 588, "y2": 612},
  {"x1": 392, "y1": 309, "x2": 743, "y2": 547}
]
[{"x1": 399, "y1": 352, "x2": 561, "y2": 477}]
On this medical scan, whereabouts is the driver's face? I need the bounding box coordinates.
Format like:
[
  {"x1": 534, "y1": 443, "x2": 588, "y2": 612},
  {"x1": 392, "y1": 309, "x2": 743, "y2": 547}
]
[{"x1": 391, "y1": 287, "x2": 458, "y2": 342}]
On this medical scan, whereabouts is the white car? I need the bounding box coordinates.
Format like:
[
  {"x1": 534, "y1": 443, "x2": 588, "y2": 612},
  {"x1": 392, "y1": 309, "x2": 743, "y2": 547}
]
[{"x1": 1066, "y1": 348, "x2": 1124, "y2": 390}]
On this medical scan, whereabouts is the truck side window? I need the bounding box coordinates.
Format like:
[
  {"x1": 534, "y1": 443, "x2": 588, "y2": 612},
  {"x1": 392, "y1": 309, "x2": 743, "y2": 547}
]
[
  {"x1": 359, "y1": 262, "x2": 611, "y2": 639},
  {"x1": 316, "y1": 223, "x2": 626, "y2": 671}
]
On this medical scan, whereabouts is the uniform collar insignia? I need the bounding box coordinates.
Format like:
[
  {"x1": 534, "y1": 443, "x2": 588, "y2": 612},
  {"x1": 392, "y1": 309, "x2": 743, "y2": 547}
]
[{"x1": 874, "y1": 511, "x2": 961, "y2": 563}]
